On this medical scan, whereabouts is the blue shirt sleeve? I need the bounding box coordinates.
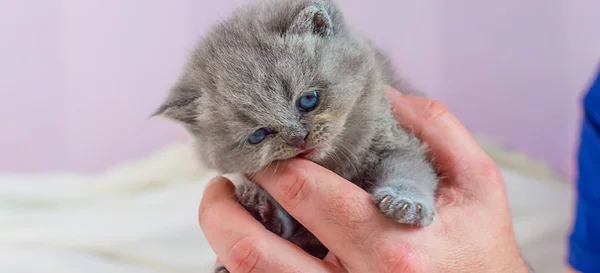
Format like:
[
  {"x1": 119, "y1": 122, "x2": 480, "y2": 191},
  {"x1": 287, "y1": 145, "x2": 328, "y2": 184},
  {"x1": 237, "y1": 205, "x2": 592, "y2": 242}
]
[{"x1": 569, "y1": 65, "x2": 600, "y2": 273}]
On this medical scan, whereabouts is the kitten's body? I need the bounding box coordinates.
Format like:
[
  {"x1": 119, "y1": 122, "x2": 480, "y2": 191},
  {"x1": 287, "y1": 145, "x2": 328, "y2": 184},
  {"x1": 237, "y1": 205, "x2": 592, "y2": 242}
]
[{"x1": 155, "y1": 0, "x2": 439, "y2": 271}]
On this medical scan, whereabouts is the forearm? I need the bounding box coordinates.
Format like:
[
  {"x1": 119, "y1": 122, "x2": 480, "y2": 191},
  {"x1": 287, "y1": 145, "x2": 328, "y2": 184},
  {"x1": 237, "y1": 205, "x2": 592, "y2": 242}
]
[{"x1": 568, "y1": 65, "x2": 600, "y2": 273}]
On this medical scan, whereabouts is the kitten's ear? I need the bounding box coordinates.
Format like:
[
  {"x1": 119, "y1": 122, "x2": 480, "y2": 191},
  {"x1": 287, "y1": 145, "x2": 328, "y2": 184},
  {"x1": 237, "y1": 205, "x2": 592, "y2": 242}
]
[
  {"x1": 288, "y1": 2, "x2": 334, "y2": 38},
  {"x1": 151, "y1": 86, "x2": 200, "y2": 125}
]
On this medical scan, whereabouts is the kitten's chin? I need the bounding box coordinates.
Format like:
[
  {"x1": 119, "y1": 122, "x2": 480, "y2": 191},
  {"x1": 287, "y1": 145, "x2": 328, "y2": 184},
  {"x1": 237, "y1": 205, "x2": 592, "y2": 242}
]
[
  {"x1": 296, "y1": 147, "x2": 330, "y2": 164},
  {"x1": 297, "y1": 148, "x2": 316, "y2": 158}
]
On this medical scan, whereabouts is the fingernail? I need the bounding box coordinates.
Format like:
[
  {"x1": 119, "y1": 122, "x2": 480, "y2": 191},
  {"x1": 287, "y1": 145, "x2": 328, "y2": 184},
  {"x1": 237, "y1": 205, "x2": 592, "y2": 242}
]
[
  {"x1": 207, "y1": 176, "x2": 226, "y2": 187},
  {"x1": 385, "y1": 86, "x2": 403, "y2": 100}
]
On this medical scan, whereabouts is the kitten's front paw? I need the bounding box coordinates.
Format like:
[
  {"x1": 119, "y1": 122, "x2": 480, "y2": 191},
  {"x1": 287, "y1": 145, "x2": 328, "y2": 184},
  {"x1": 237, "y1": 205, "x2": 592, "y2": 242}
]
[
  {"x1": 213, "y1": 265, "x2": 229, "y2": 273},
  {"x1": 372, "y1": 187, "x2": 436, "y2": 226},
  {"x1": 236, "y1": 183, "x2": 288, "y2": 237}
]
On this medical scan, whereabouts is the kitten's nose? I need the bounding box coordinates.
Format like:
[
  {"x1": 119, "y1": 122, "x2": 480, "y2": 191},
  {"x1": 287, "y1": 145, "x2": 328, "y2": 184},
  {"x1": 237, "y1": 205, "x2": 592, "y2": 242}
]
[{"x1": 289, "y1": 131, "x2": 309, "y2": 149}]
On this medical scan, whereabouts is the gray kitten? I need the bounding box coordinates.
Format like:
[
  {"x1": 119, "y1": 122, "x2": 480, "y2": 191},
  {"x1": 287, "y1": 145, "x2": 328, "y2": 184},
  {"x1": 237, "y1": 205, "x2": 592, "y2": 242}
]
[{"x1": 154, "y1": 0, "x2": 438, "y2": 271}]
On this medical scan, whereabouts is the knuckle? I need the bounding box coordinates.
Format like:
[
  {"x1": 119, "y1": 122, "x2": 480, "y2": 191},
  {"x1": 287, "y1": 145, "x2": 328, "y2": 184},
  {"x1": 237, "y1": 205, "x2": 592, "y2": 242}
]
[
  {"x1": 421, "y1": 99, "x2": 449, "y2": 121},
  {"x1": 331, "y1": 193, "x2": 372, "y2": 231},
  {"x1": 376, "y1": 243, "x2": 422, "y2": 273},
  {"x1": 278, "y1": 169, "x2": 313, "y2": 213},
  {"x1": 324, "y1": 192, "x2": 378, "y2": 246},
  {"x1": 476, "y1": 157, "x2": 503, "y2": 182},
  {"x1": 226, "y1": 236, "x2": 264, "y2": 273}
]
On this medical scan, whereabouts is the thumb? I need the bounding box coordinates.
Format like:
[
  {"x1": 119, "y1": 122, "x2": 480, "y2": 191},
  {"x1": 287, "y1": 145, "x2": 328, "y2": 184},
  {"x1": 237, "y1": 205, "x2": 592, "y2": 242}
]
[{"x1": 385, "y1": 87, "x2": 504, "y2": 196}]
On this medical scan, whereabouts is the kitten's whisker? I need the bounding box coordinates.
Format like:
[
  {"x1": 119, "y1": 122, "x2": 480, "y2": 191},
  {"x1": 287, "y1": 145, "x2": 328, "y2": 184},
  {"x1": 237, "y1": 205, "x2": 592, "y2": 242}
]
[
  {"x1": 336, "y1": 143, "x2": 360, "y2": 178},
  {"x1": 337, "y1": 141, "x2": 360, "y2": 162},
  {"x1": 340, "y1": 144, "x2": 360, "y2": 170},
  {"x1": 254, "y1": 161, "x2": 273, "y2": 183},
  {"x1": 331, "y1": 151, "x2": 345, "y2": 172},
  {"x1": 272, "y1": 160, "x2": 281, "y2": 180}
]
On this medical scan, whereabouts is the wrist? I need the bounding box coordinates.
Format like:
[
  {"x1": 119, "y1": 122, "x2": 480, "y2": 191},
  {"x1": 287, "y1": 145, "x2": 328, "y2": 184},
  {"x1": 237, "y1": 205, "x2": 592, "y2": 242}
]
[
  {"x1": 493, "y1": 248, "x2": 531, "y2": 273},
  {"x1": 505, "y1": 257, "x2": 531, "y2": 273},
  {"x1": 436, "y1": 249, "x2": 530, "y2": 273},
  {"x1": 493, "y1": 239, "x2": 531, "y2": 273},
  {"x1": 464, "y1": 247, "x2": 530, "y2": 273}
]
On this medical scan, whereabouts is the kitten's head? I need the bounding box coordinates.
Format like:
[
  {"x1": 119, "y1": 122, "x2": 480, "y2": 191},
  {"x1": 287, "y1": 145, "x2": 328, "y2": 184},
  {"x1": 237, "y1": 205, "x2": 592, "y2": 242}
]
[{"x1": 154, "y1": 0, "x2": 381, "y2": 174}]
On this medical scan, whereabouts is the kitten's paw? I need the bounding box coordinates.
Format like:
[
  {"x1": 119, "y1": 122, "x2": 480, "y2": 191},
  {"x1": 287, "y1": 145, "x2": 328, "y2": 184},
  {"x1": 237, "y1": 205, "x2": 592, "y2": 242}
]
[
  {"x1": 372, "y1": 187, "x2": 436, "y2": 226},
  {"x1": 236, "y1": 183, "x2": 289, "y2": 237},
  {"x1": 213, "y1": 265, "x2": 229, "y2": 273}
]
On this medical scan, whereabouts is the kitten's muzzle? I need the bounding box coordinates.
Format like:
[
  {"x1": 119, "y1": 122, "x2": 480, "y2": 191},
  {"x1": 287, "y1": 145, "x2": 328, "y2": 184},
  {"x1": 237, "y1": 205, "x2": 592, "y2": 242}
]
[{"x1": 288, "y1": 131, "x2": 309, "y2": 149}]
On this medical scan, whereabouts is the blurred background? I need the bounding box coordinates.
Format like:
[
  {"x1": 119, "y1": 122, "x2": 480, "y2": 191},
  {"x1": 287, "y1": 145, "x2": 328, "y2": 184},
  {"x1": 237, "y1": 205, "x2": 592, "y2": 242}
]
[
  {"x1": 1, "y1": 1, "x2": 599, "y2": 272},
  {"x1": 2, "y1": 0, "x2": 599, "y2": 177}
]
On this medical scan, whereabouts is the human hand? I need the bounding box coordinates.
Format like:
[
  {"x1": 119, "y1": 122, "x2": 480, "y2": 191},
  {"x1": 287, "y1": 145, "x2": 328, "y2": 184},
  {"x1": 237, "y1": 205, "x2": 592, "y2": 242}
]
[{"x1": 198, "y1": 87, "x2": 529, "y2": 272}]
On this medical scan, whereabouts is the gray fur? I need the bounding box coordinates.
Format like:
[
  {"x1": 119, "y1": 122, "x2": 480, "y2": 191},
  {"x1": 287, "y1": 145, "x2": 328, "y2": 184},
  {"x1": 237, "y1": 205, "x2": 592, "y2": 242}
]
[{"x1": 154, "y1": 0, "x2": 439, "y2": 271}]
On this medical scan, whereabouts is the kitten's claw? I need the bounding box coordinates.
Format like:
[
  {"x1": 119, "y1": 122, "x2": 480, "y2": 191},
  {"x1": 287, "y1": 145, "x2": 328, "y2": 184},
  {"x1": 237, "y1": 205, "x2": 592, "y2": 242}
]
[
  {"x1": 380, "y1": 195, "x2": 391, "y2": 206},
  {"x1": 394, "y1": 201, "x2": 410, "y2": 219},
  {"x1": 213, "y1": 265, "x2": 229, "y2": 273},
  {"x1": 373, "y1": 188, "x2": 436, "y2": 226}
]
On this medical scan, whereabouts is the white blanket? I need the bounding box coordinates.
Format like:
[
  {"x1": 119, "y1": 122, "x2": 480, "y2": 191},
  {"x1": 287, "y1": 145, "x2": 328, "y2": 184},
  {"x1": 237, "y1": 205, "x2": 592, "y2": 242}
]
[{"x1": 0, "y1": 142, "x2": 573, "y2": 273}]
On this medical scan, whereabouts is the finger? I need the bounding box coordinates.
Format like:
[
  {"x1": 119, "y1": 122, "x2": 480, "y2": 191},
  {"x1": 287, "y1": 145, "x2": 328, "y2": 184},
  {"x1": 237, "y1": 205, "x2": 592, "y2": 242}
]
[
  {"x1": 214, "y1": 259, "x2": 227, "y2": 273},
  {"x1": 385, "y1": 87, "x2": 503, "y2": 193},
  {"x1": 199, "y1": 176, "x2": 333, "y2": 273},
  {"x1": 252, "y1": 159, "x2": 394, "y2": 265}
]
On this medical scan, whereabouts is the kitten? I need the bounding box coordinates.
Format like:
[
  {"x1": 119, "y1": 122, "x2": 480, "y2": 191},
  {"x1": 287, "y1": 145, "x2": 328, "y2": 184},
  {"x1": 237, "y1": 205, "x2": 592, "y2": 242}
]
[{"x1": 154, "y1": 0, "x2": 439, "y2": 271}]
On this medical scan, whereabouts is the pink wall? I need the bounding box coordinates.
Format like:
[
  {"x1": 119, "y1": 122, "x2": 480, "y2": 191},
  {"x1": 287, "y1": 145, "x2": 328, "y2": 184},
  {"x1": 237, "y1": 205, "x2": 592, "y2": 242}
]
[
  {"x1": 1, "y1": 0, "x2": 189, "y2": 172},
  {"x1": 1, "y1": 0, "x2": 598, "y2": 176},
  {"x1": 440, "y1": 0, "x2": 600, "y2": 177}
]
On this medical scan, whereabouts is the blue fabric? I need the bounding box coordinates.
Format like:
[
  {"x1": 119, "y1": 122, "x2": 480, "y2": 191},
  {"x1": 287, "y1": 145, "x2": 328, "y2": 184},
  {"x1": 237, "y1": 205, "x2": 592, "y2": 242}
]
[{"x1": 569, "y1": 65, "x2": 600, "y2": 273}]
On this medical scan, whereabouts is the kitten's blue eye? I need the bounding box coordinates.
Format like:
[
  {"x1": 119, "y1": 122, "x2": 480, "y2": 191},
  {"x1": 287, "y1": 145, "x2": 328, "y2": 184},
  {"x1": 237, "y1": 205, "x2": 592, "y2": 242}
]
[
  {"x1": 248, "y1": 127, "x2": 274, "y2": 144},
  {"x1": 297, "y1": 91, "x2": 320, "y2": 112}
]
